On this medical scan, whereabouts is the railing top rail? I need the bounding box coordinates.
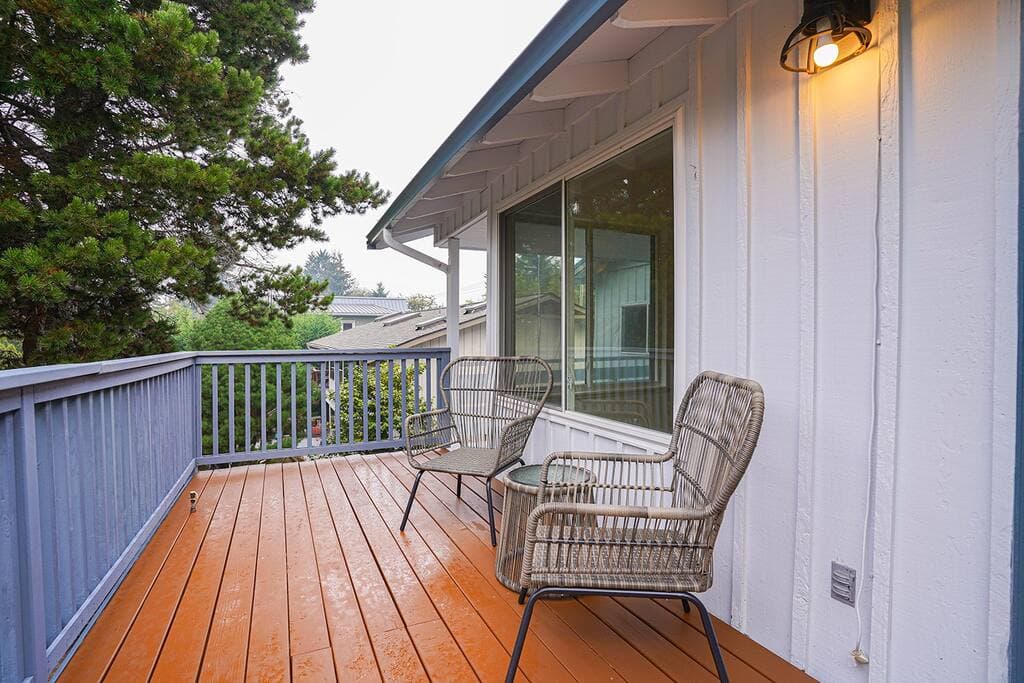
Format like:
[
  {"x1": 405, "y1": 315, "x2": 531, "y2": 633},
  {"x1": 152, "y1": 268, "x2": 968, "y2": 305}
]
[
  {"x1": 0, "y1": 352, "x2": 199, "y2": 392},
  {"x1": 0, "y1": 347, "x2": 453, "y2": 393},
  {"x1": 193, "y1": 348, "x2": 451, "y2": 364}
]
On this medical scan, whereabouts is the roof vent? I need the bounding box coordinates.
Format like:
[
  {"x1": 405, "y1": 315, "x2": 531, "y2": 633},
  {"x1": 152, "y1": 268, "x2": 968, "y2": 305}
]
[
  {"x1": 415, "y1": 315, "x2": 446, "y2": 330},
  {"x1": 462, "y1": 301, "x2": 486, "y2": 314},
  {"x1": 382, "y1": 312, "x2": 419, "y2": 327}
]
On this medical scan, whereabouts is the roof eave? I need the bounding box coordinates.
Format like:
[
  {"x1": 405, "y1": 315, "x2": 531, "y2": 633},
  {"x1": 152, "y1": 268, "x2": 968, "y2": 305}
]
[{"x1": 366, "y1": 0, "x2": 627, "y2": 249}]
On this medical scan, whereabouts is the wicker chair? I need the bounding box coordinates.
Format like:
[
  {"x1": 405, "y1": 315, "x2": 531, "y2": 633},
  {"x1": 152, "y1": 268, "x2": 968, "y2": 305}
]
[
  {"x1": 399, "y1": 356, "x2": 553, "y2": 546},
  {"x1": 506, "y1": 371, "x2": 764, "y2": 683}
]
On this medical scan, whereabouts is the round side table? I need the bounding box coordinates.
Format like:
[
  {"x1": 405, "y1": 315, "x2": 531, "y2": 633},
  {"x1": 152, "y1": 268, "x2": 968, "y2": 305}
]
[{"x1": 495, "y1": 463, "x2": 593, "y2": 592}]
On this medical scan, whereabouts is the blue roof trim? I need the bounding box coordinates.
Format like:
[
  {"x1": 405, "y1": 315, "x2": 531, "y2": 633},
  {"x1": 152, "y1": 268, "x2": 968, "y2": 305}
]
[{"x1": 366, "y1": 0, "x2": 628, "y2": 248}]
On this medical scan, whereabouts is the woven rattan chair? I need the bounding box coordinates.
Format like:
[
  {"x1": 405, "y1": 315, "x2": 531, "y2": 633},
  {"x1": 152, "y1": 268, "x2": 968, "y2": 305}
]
[
  {"x1": 505, "y1": 371, "x2": 764, "y2": 683},
  {"x1": 399, "y1": 356, "x2": 553, "y2": 546}
]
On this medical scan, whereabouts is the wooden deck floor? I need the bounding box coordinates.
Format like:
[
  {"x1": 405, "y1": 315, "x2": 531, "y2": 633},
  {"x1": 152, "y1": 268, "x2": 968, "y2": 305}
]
[{"x1": 60, "y1": 453, "x2": 812, "y2": 682}]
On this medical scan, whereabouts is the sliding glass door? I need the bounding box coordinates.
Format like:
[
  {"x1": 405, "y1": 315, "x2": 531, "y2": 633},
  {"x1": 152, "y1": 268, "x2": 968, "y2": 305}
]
[{"x1": 501, "y1": 129, "x2": 674, "y2": 431}]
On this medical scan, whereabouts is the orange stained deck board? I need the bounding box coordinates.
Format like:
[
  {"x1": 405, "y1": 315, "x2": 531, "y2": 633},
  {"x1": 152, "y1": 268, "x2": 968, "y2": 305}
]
[
  {"x1": 61, "y1": 453, "x2": 812, "y2": 683},
  {"x1": 246, "y1": 463, "x2": 290, "y2": 682},
  {"x1": 199, "y1": 464, "x2": 266, "y2": 682}
]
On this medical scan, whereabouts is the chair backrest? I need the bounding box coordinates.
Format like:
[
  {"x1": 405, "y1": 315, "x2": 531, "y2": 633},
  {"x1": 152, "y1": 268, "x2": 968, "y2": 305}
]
[
  {"x1": 440, "y1": 356, "x2": 553, "y2": 450},
  {"x1": 669, "y1": 371, "x2": 765, "y2": 516}
]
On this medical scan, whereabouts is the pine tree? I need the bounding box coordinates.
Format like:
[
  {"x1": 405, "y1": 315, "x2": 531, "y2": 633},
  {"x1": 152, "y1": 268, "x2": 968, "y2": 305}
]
[{"x1": 0, "y1": 1, "x2": 388, "y2": 365}]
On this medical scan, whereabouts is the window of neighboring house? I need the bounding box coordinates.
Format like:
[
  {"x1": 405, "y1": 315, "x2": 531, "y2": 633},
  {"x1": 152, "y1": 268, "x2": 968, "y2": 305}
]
[
  {"x1": 500, "y1": 129, "x2": 674, "y2": 431},
  {"x1": 620, "y1": 304, "x2": 649, "y2": 353}
]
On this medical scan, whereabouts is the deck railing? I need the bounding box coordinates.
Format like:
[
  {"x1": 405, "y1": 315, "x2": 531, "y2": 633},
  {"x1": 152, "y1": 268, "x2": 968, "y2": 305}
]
[{"x1": 0, "y1": 347, "x2": 449, "y2": 683}]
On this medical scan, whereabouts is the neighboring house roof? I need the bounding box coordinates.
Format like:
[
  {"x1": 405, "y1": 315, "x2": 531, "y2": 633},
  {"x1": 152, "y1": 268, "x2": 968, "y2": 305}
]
[
  {"x1": 308, "y1": 303, "x2": 487, "y2": 350},
  {"x1": 365, "y1": 0, "x2": 625, "y2": 248},
  {"x1": 326, "y1": 296, "x2": 409, "y2": 318}
]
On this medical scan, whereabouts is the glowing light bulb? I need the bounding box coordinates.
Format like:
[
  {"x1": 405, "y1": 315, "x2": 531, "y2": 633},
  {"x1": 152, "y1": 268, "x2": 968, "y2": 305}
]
[{"x1": 813, "y1": 34, "x2": 840, "y2": 68}]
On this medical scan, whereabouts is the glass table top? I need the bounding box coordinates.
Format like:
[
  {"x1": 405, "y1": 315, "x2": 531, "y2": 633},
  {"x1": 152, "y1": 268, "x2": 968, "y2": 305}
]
[{"x1": 507, "y1": 463, "x2": 592, "y2": 488}]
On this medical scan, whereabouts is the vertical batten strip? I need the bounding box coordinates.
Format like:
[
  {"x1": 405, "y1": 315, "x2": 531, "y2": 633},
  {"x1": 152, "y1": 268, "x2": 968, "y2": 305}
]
[
  {"x1": 790, "y1": 29, "x2": 819, "y2": 670},
  {"x1": 988, "y1": 1, "x2": 1021, "y2": 680},
  {"x1": 868, "y1": 1, "x2": 903, "y2": 677},
  {"x1": 731, "y1": 5, "x2": 754, "y2": 633}
]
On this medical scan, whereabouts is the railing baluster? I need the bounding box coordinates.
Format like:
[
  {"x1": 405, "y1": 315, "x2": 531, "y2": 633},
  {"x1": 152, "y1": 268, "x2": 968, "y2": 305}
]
[
  {"x1": 305, "y1": 363, "x2": 313, "y2": 448},
  {"x1": 400, "y1": 358, "x2": 408, "y2": 439},
  {"x1": 244, "y1": 364, "x2": 251, "y2": 451},
  {"x1": 319, "y1": 362, "x2": 327, "y2": 448},
  {"x1": 361, "y1": 360, "x2": 369, "y2": 443},
  {"x1": 211, "y1": 365, "x2": 219, "y2": 456},
  {"x1": 276, "y1": 363, "x2": 282, "y2": 450},
  {"x1": 414, "y1": 358, "x2": 421, "y2": 414},
  {"x1": 387, "y1": 359, "x2": 394, "y2": 441},
  {"x1": 347, "y1": 362, "x2": 355, "y2": 444},
  {"x1": 260, "y1": 364, "x2": 267, "y2": 452},
  {"x1": 227, "y1": 364, "x2": 235, "y2": 454},
  {"x1": 426, "y1": 356, "x2": 433, "y2": 412},
  {"x1": 374, "y1": 362, "x2": 382, "y2": 443},
  {"x1": 290, "y1": 364, "x2": 297, "y2": 449},
  {"x1": 334, "y1": 361, "x2": 341, "y2": 447},
  {"x1": 194, "y1": 362, "x2": 202, "y2": 456}
]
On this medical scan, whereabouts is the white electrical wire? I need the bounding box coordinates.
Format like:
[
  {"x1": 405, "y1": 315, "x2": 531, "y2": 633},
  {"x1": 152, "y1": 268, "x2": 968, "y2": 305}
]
[{"x1": 853, "y1": 59, "x2": 885, "y2": 660}]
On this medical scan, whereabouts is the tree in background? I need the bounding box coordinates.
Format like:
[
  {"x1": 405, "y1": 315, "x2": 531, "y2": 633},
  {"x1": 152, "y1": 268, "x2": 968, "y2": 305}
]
[
  {"x1": 291, "y1": 312, "x2": 340, "y2": 348},
  {"x1": 0, "y1": 1, "x2": 388, "y2": 367},
  {"x1": 303, "y1": 249, "x2": 354, "y2": 296},
  {"x1": 183, "y1": 298, "x2": 297, "y2": 352},
  {"x1": 406, "y1": 293, "x2": 438, "y2": 311}
]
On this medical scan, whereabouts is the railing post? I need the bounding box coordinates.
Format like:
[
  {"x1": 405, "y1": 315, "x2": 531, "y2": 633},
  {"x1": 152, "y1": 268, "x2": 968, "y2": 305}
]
[{"x1": 15, "y1": 387, "x2": 48, "y2": 682}]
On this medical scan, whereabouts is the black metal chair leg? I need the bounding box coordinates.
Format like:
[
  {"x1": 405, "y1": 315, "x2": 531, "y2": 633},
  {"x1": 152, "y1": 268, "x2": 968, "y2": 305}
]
[
  {"x1": 400, "y1": 470, "x2": 424, "y2": 532},
  {"x1": 486, "y1": 477, "x2": 497, "y2": 546},
  {"x1": 456, "y1": 474, "x2": 462, "y2": 499},
  {"x1": 685, "y1": 593, "x2": 729, "y2": 682},
  {"x1": 506, "y1": 588, "x2": 546, "y2": 683},
  {"x1": 681, "y1": 598, "x2": 691, "y2": 614},
  {"x1": 518, "y1": 587, "x2": 527, "y2": 605}
]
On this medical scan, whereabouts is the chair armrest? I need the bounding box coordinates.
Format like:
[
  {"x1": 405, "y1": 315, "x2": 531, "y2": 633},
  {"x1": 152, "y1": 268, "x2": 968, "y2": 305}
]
[
  {"x1": 520, "y1": 500, "x2": 718, "y2": 588},
  {"x1": 538, "y1": 450, "x2": 674, "y2": 507},
  {"x1": 496, "y1": 415, "x2": 537, "y2": 469},
  {"x1": 528, "y1": 500, "x2": 715, "y2": 525},
  {"x1": 404, "y1": 408, "x2": 458, "y2": 463}
]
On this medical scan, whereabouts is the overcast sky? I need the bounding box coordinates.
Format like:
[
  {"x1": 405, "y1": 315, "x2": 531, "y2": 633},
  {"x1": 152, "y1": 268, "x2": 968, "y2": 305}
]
[{"x1": 275, "y1": 1, "x2": 563, "y2": 304}]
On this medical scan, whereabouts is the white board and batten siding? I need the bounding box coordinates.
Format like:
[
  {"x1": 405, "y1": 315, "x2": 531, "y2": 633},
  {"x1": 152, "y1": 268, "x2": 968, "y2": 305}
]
[{"x1": 461, "y1": 0, "x2": 1020, "y2": 680}]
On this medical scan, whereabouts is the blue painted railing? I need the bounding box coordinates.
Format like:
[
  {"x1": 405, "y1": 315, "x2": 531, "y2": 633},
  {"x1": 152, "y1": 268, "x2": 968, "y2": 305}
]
[{"x1": 0, "y1": 347, "x2": 449, "y2": 682}]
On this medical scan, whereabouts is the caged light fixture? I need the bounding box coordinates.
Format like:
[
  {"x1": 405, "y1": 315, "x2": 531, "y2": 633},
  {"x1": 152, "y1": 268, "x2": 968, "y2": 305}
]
[{"x1": 780, "y1": 0, "x2": 873, "y2": 74}]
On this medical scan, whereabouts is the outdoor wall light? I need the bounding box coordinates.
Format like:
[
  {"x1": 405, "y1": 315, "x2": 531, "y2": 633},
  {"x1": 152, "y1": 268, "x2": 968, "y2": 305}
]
[{"x1": 780, "y1": 0, "x2": 873, "y2": 74}]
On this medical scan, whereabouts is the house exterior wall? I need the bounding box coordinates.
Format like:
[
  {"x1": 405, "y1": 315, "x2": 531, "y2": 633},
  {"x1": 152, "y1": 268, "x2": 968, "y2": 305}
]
[
  {"x1": 472, "y1": 0, "x2": 1019, "y2": 680},
  {"x1": 409, "y1": 321, "x2": 488, "y2": 356}
]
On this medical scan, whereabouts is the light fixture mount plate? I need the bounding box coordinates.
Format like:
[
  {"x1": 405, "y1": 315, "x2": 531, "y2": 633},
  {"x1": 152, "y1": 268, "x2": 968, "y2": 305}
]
[{"x1": 800, "y1": 0, "x2": 872, "y2": 31}]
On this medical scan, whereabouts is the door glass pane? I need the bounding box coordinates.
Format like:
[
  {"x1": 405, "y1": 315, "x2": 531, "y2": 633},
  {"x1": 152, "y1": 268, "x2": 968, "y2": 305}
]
[
  {"x1": 565, "y1": 130, "x2": 674, "y2": 431},
  {"x1": 502, "y1": 186, "x2": 562, "y2": 407}
]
